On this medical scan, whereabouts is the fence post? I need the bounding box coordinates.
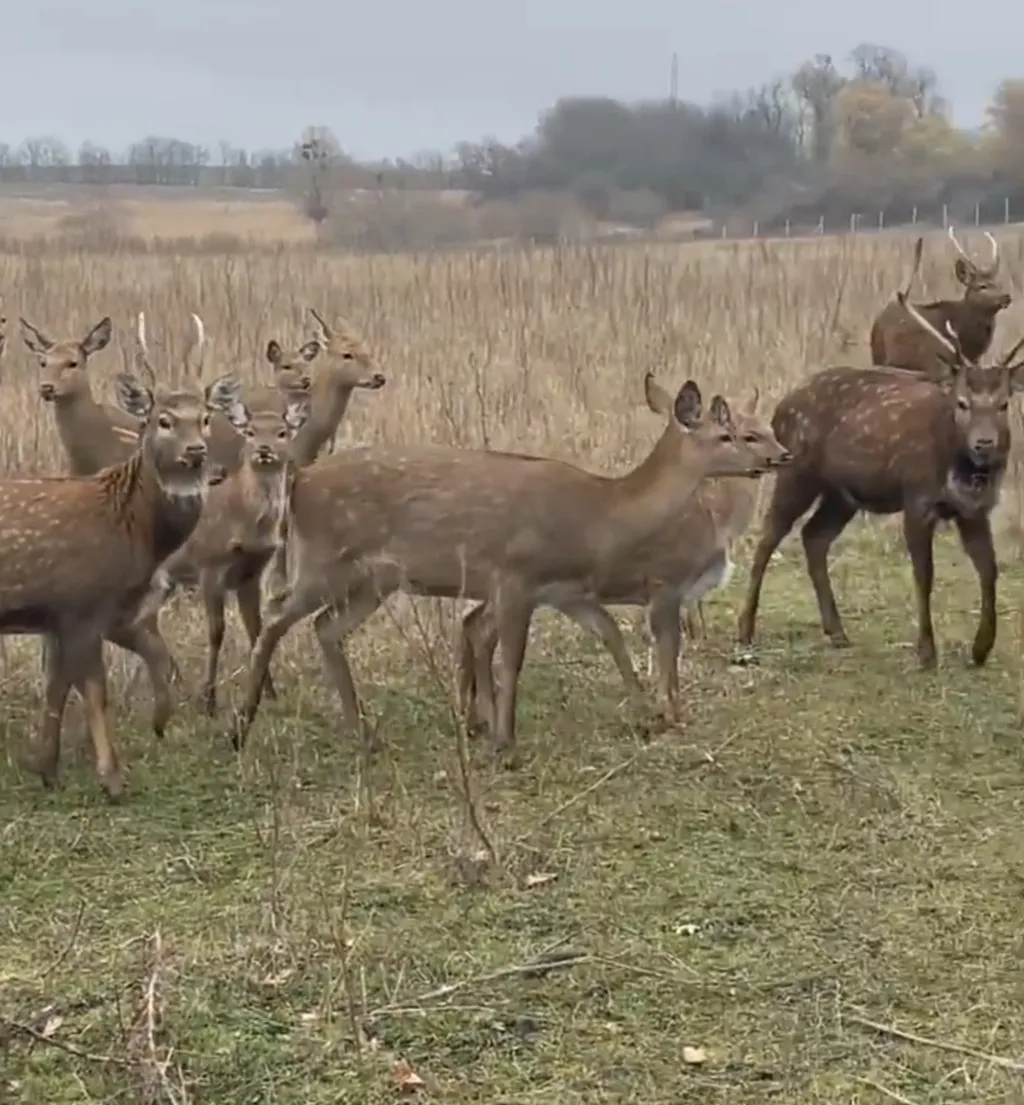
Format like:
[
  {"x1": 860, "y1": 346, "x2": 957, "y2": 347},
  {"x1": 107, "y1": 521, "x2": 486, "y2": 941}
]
[
  {"x1": 752, "y1": 220, "x2": 759, "y2": 238},
  {"x1": 942, "y1": 203, "x2": 948, "y2": 229},
  {"x1": 721, "y1": 223, "x2": 727, "y2": 239},
  {"x1": 911, "y1": 206, "x2": 918, "y2": 225},
  {"x1": 850, "y1": 213, "x2": 858, "y2": 234},
  {"x1": 817, "y1": 215, "x2": 825, "y2": 236},
  {"x1": 1006, "y1": 196, "x2": 1011, "y2": 225},
  {"x1": 878, "y1": 209, "x2": 884, "y2": 231},
  {"x1": 975, "y1": 202, "x2": 981, "y2": 227},
  {"x1": 784, "y1": 219, "x2": 790, "y2": 238}
]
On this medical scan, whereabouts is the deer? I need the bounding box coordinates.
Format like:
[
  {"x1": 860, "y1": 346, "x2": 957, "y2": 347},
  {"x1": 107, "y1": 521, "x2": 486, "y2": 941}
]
[
  {"x1": 869, "y1": 228, "x2": 1011, "y2": 375},
  {"x1": 454, "y1": 384, "x2": 791, "y2": 729},
  {"x1": 5, "y1": 368, "x2": 241, "y2": 798},
  {"x1": 738, "y1": 292, "x2": 1024, "y2": 671},
  {"x1": 132, "y1": 396, "x2": 310, "y2": 717},
  {"x1": 225, "y1": 376, "x2": 785, "y2": 765},
  {"x1": 261, "y1": 310, "x2": 388, "y2": 593},
  {"x1": 288, "y1": 307, "x2": 386, "y2": 466}
]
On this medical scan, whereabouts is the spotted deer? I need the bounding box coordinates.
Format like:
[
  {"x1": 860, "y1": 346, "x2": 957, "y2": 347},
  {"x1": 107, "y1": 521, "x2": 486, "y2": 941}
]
[
  {"x1": 227, "y1": 378, "x2": 781, "y2": 764},
  {"x1": 133, "y1": 396, "x2": 309, "y2": 717},
  {"x1": 869, "y1": 228, "x2": 1011, "y2": 375},
  {"x1": 263, "y1": 311, "x2": 388, "y2": 591},
  {"x1": 455, "y1": 383, "x2": 791, "y2": 727},
  {"x1": 739, "y1": 293, "x2": 1024, "y2": 669},
  {"x1": 8, "y1": 369, "x2": 241, "y2": 798}
]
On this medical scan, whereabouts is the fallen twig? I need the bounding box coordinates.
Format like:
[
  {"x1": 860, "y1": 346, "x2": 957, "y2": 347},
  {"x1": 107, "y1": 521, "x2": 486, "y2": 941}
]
[
  {"x1": 845, "y1": 1009, "x2": 1024, "y2": 1073},
  {"x1": 0, "y1": 1015, "x2": 127, "y2": 1067},
  {"x1": 39, "y1": 899, "x2": 86, "y2": 978},
  {"x1": 368, "y1": 945, "x2": 589, "y2": 1016},
  {"x1": 513, "y1": 728, "x2": 742, "y2": 846},
  {"x1": 852, "y1": 1076, "x2": 922, "y2": 1105}
]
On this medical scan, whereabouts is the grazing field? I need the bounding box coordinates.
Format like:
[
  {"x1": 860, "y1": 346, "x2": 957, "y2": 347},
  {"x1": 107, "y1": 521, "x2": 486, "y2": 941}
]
[{"x1": 4, "y1": 231, "x2": 1024, "y2": 1103}]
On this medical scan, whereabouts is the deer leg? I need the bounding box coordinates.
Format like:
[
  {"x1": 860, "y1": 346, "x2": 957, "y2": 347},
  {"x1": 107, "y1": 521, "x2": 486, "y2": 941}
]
[
  {"x1": 954, "y1": 513, "x2": 998, "y2": 666},
  {"x1": 229, "y1": 580, "x2": 326, "y2": 750},
  {"x1": 903, "y1": 510, "x2": 939, "y2": 669},
  {"x1": 74, "y1": 639, "x2": 122, "y2": 802},
  {"x1": 556, "y1": 596, "x2": 644, "y2": 697},
  {"x1": 491, "y1": 587, "x2": 534, "y2": 769},
  {"x1": 200, "y1": 572, "x2": 228, "y2": 718},
  {"x1": 458, "y1": 602, "x2": 496, "y2": 737},
  {"x1": 738, "y1": 472, "x2": 821, "y2": 646},
  {"x1": 649, "y1": 594, "x2": 684, "y2": 721},
  {"x1": 312, "y1": 581, "x2": 389, "y2": 747},
  {"x1": 236, "y1": 572, "x2": 278, "y2": 702},
  {"x1": 23, "y1": 634, "x2": 73, "y2": 788},
  {"x1": 106, "y1": 618, "x2": 175, "y2": 738},
  {"x1": 801, "y1": 491, "x2": 858, "y2": 646}
]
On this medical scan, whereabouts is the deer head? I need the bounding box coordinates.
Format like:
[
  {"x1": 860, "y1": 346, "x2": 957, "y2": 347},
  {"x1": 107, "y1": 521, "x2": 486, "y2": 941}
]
[
  {"x1": 265, "y1": 338, "x2": 318, "y2": 397},
  {"x1": 21, "y1": 315, "x2": 113, "y2": 403},
  {"x1": 898, "y1": 291, "x2": 1024, "y2": 475},
  {"x1": 306, "y1": 307, "x2": 386, "y2": 391},
  {"x1": 948, "y1": 227, "x2": 1011, "y2": 313}
]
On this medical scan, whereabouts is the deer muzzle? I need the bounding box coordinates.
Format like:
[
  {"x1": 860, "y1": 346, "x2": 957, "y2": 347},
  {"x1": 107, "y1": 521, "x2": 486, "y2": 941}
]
[
  {"x1": 180, "y1": 443, "x2": 208, "y2": 470},
  {"x1": 39, "y1": 383, "x2": 56, "y2": 402}
]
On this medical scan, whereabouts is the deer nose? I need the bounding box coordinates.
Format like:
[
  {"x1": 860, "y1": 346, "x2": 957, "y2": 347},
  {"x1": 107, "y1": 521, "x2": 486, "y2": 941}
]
[
  {"x1": 775, "y1": 450, "x2": 794, "y2": 466},
  {"x1": 972, "y1": 436, "x2": 996, "y2": 455},
  {"x1": 369, "y1": 372, "x2": 386, "y2": 389},
  {"x1": 183, "y1": 442, "x2": 207, "y2": 467},
  {"x1": 255, "y1": 445, "x2": 275, "y2": 463},
  {"x1": 39, "y1": 383, "x2": 55, "y2": 400}
]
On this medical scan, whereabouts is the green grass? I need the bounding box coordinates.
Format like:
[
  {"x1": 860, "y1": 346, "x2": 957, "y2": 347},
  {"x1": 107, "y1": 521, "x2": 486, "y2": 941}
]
[{"x1": 4, "y1": 518, "x2": 1024, "y2": 1103}]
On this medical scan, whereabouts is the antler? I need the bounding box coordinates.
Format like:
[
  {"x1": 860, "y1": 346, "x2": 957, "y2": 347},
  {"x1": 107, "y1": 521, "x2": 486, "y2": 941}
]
[
  {"x1": 134, "y1": 312, "x2": 156, "y2": 387},
  {"x1": 307, "y1": 307, "x2": 333, "y2": 345},
  {"x1": 984, "y1": 230, "x2": 1000, "y2": 274},
  {"x1": 188, "y1": 313, "x2": 206, "y2": 374},
  {"x1": 948, "y1": 226, "x2": 1000, "y2": 276},
  {"x1": 998, "y1": 334, "x2": 1024, "y2": 367},
  {"x1": 903, "y1": 236, "x2": 924, "y2": 298},
  {"x1": 897, "y1": 291, "x2": 963, "y2": 364}
]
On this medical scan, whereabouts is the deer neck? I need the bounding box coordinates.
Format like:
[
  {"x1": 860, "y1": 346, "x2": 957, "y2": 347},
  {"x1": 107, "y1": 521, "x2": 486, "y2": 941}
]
[
  {"x1": 53, "y1": 389, "x2": 119, "y2": 475},
  {"x1": 599, "y1": 428, "x2": 718, "y2": 557},
  {"x1": 239, "y1": 462, "x2": 289, "y2": 531},
  {"x1": 105, "y1": 452, "x2": 209, "y2": 569}
]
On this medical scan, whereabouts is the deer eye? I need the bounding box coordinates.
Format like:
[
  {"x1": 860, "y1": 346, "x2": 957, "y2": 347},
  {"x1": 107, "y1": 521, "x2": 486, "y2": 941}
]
[
  {"x1": 341, "y1": 351, "x2": 354, "y2": 360},
  {"x1": 277, "y1": 429, "x2": 289, "y2": 439},
  {"x1": 956, "y1": 396, "x2": 970, "y2": 412},
  {"x1": 999, "y1": 401, "x2": 1009, "y2": 413},
  {"x1": 201, "y1": 414, "x2": 211, "y2": 429},
  {"x1": 743, "y1": 433, "x2": 759, "y2": 444},
  {"x1": 158, "y1": 413, "x2": 174, "y2": 429},
  {"x1": 718, "y1": 431, "x2": 733, "y2": 443},
  {"x1": 242, "y1": 426, "x2": 256, "y2": 438}
]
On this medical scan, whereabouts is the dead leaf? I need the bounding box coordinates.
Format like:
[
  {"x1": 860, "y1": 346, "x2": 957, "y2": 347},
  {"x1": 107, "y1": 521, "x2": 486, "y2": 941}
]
[
  {"x1": 41, "y1": 1015, "x2": 63, "y2": 1039},
  {"x1": 524, "y1": 871, "x2": 558, "y2": 889},
  {"x1": 682, "y1": 1045, "x2": 707, "y2": 1065},
  {"x1": 393, "y1": 1059, "x2": 425, "y2": 1092}
]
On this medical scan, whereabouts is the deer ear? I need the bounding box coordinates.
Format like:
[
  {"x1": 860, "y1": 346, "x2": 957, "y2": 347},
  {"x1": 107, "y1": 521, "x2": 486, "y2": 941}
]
[
  {"x1": 266, "y1": 340, "x2": 282, "y2": 366},
  {"x1": 81, "y1": 316, "x2": 112, "y2": 356},
  {"x1": 709, "y1": 394, "x2": 734, "y2": 430},
  {"x1": 114, "y1": 373, "x2": 154, "y2": 420},
  {"x1": 205, "y1": 375, "x2": 246, "y2": 425},
  {"x1": 673, "y1": 380, "x2": 703, "y2": 428},
  {"x1": 298, "y1": 339, "x2": 322, "y2": 363},
  {"x1": 643, "y1": 372, "x2": 674, "y2": 416},
  {"x1": 19, "y1": 317, "x2": 54, "y2": 354},
  {"x1": 284, "y1": 397, "x2": 310, "y2": 431},
  {"x1": 953, "y1": 258, "x2": 971, "y2": 287}
]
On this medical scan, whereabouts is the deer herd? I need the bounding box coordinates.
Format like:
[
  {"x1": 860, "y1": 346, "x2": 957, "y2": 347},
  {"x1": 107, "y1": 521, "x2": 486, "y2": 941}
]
[{"x1": 1, "y1": 225, "x2": 1022, "y2": 800}]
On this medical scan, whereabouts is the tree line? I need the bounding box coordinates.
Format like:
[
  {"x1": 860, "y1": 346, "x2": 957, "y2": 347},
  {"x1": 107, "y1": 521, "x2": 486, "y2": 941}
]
[{"x1": 5, "y1": 44, "x2": 1024, "y2": 233}]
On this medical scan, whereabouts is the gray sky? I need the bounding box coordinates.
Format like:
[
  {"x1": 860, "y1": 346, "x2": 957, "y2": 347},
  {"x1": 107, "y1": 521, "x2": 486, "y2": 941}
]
[{"x1": 4, "y1": 0, "x2": 1019, "y2": 161}]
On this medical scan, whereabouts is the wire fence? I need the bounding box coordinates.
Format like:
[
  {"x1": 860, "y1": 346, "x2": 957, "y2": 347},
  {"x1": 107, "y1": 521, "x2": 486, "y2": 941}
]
[{"x1": 719, "y1": 198, "x2": 1024, "y2": 241}]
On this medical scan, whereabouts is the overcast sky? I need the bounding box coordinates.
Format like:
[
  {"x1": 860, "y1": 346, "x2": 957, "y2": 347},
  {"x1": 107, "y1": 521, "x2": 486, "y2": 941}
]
[{"x1": 4, "y1": 0, "x2": 1020, "y2": 161}]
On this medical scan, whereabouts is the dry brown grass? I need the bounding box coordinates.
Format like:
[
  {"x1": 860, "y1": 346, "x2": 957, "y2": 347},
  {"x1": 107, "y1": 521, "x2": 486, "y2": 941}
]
[{"x1": 5, "y1": 228, "x2": 1024, "y2": 1103}]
